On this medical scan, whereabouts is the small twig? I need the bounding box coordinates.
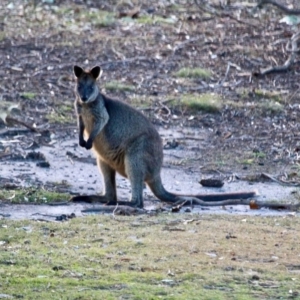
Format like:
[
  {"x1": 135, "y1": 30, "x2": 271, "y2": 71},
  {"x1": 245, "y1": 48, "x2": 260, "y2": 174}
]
[
  {"x1": 157, "y1": 101, "x2": 171, "y2": 117},
  {"x1": 261, "y1": 173, "x2": 300, "y2": 187},
  {"x1": 172, "y1": 37, "x2": 200, "y2": 55},
  {"x1": 112, "y1": 203, "x2": 119, "y2": 219},
  {"x1": 171, "y1": 200, "x2": 188, "y2": 212},
  {"x1": 286, "y1": 85, "x2": 300, "y2": 103},
  {"x1": 218, "y1": 63, "x2": 231, "y2": 87}
]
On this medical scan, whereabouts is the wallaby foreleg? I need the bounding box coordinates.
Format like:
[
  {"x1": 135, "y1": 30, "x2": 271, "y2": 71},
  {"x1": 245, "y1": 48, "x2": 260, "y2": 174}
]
[
  {"x1": 78, "y1": 115, "x2": 87, "y2": 148},
  {"x1": 85, "y1": 108, "x2": 109, "y2": 150}
]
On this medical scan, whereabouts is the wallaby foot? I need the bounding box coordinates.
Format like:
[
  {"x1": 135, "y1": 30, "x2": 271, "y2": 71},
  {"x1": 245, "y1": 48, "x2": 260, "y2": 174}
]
[
  {"x1": 70, "y1": 195, "x2": 110, "y2": 203},
  {"x1": 70, "y1": 195, "x2": 143, "y2": 208},
  {"x1": 106, "y1": 200, "x2": 143, "y2": 208}
]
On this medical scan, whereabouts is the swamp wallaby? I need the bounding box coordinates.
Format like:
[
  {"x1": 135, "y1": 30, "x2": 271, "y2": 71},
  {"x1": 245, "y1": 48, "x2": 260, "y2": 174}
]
[{"x1": 71, "y1": 65, "x2": 256, "y2": 208}]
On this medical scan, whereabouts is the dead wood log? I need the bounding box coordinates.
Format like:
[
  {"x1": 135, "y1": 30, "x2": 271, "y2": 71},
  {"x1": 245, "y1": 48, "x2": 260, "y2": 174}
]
[
  {"x1": 254, "y1": 0, "x2": 300, "y2": 75},
  {"x1": 5, "y1": 116, "x2": 40, "y2": 133}
]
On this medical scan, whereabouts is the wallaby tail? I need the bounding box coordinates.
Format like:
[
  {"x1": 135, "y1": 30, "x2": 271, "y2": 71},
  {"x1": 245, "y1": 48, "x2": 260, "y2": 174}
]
[
  {"x1": 147, "y1": 176, "x2": 179, "y2": 203},
  {"x1": 147, "y1": 176, "x2": 257, "y2": 205}
]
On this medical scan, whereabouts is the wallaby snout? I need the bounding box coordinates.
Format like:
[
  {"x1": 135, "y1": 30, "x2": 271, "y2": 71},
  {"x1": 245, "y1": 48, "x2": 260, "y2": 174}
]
[{"x1": 81, "y1": 95, "x2": 88, "y2": 102}]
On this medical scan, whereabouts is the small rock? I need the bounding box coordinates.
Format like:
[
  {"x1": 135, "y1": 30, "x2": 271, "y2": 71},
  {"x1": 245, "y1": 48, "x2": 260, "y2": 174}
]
[
  {"x1": 26, "y1": 151, "x2": 46, "y2": 161},
  {"x1": 36, "y1": 161, "x2": 50, "y2": 168},
  {"x1": 199, "y1": 178, "x2": 224, "y2": 188}
]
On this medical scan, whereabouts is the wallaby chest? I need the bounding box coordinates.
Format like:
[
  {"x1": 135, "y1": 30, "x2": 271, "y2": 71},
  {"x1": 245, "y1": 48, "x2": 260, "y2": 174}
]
[
  {"x1": 80, "y1": 104, "x2": 96, "y2": 135},
  {"x1": 76, "y1": 99, "x2": 124, "y2": 166}
]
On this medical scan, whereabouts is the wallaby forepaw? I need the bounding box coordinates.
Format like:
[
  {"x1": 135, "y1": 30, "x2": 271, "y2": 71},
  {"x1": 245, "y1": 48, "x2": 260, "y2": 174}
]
[
  {"x1": 85, "y1": 139, "x2": 93, "y2": 150},
  {"x1": 79, "y1": 139, "x2": 86, "y2": 148}
]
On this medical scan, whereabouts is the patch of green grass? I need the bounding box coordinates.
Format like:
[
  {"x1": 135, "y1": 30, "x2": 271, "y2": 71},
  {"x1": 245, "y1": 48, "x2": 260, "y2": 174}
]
[
  {"x1": 254, "y1": 151, "x2": 266, "y2": 159},
  {"x1": 175, "y1": 67, "x2": 211, "y2": 79},
  {"x1": 253, "y1": 89, "x2": 284, "y2": 103},
  {"x1": 104, "y1": 81, "x2": 135, "y2": 92},
  {"x1": 0, "y1": 32, "x2": 6, "y2": 41},
  {"x1": 0, "y1": 188, "x2": 70, "y2": 204},
  {"x1": 260, "y1": 100, "x2": 284, "y2": 114},
  {"x1": 237, "y1": 151, "x2": 266, "y2": 166},
  {"x1": 46, "y1": 104, "x2": 74, "y2": 124},
  {"x1": 55, "y1": 6, "x2": 115, "y2": 28},
  {"x1": 93, "y1": 14, "x2": 115, "y2": 28},
  {"x1": 229, "y1": 89, "x2": 284, "y2": 115},
  {"x1": 239, "y1": 158, "x2": 254, "y2": 165},
  {"x1": 21, "y1": 92, "x2": 36, "y2": 100},
  {"x1": 0, "y1": 214, "x2": 299, "y2": 299},
  {"x1": 136, "y1": 15, "x2": 177, "y2": 25},
  {"x1": 172, "y1": 93, "x2": 222, "y2": 113},
  {"x1": 128, "y1": 96, "x2": 152, "y2": 109},
  {"x1": 236, "y1": 88, "x2": 285, "y2": 103},
  {"x1": 80, "y1": 10, "x2": 115, "y2": 27}
]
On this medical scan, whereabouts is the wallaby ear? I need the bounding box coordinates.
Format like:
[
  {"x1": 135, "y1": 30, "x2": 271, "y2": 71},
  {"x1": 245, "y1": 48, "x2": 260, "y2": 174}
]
[
  {"x1": 90, "y1": 66, "x2": 101, "y2": 79},
  {"x1": 74, "y1": 65, "x2": 84, "y2": 78}
]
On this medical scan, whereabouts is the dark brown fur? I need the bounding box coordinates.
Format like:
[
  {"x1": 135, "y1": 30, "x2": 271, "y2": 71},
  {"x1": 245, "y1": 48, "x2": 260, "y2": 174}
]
[{"x1": 71, "y1": 65, "x2": 256, "y2": 208}]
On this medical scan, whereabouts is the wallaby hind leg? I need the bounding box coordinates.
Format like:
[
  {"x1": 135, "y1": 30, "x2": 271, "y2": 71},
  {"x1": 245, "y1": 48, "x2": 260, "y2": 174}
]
[
  {"x1": 124, "y1": 153, "x2": 145, "y2": 208},
  {"x1": 71, "y1": 158, "x2": 117, "y2": 204}
]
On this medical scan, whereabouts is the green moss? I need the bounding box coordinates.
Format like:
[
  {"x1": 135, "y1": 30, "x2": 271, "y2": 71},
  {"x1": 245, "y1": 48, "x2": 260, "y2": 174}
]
[{"x1": 175, "y1": 67, "x2": 211, "y2": 79}]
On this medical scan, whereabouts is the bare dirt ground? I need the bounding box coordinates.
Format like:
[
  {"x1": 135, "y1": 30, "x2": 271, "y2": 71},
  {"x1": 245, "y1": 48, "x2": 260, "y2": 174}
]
[{"x1": 1, "y1": 0, "x2": 300, "y2": 218}]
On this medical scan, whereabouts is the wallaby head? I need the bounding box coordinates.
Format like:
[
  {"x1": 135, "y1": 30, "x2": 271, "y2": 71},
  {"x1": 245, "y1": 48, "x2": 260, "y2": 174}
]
[{"x1": 74, "y1": 65, "x2": 101, "y2": 103}]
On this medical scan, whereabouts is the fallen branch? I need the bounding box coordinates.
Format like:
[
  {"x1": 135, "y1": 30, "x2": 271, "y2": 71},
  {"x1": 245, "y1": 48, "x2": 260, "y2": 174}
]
[
  {"x1": 194, "y1": 0, "x2": 260, "y2": 28},
  {"x1": 257, "y1": 0, "x2": 300, "y2": 15},
  {"x1": 253, "y1": 31, "x2": 300, "y2": 76},
  {"x1": 6, "y1": 116, "x2": 40, "y2": 133},
  {"x1": 255, "y1": 202, "x2": 300, "y2": 210}
]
